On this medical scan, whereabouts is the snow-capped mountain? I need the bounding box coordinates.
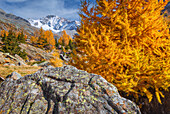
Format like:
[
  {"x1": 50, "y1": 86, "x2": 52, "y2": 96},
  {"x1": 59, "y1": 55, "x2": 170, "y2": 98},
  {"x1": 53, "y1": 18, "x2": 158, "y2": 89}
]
[{"x1": 28, "y1": 15, "x2": 80, "y2": 33}]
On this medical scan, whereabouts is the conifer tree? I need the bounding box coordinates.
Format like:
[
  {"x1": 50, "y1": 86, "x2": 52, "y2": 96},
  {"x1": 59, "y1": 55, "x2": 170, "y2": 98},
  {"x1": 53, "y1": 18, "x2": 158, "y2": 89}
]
[
  {"x1": 30, "y1": 36, "x2": 38, "y2": 45},
  {"x1": 70, "y1": 0, "x2": 170, "y2": 104},
  {"x1": 44, "y1": 30, "x2": 56, "y2": 50},
  {"x1": 55, "y1": 38, "x2": 60, "y2": 48},
  {"x1": 37, "y1": 27, "x2": 47, "y2": 48},
  {"x1": 0, "y1": 30, "x2": 8, "y2": 38},
  {"x1": 58, "y1": 30, "x2": 72, "y2": 46},
  {"x1": 31, "y1": 28, "x2": 56, "y2": 50},
  {"x1": 1, "y1": 30, "x2": 27, "y2": 59},
  {"x1": 17, "y1": 31, "x2": 26, "y2": 43}
]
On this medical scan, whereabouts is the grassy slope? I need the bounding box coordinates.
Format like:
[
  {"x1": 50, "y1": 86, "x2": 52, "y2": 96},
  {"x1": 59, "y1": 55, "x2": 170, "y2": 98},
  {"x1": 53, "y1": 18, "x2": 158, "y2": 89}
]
[{"x1": 0, "y1": 65, "x2": 42, "y2": 79}]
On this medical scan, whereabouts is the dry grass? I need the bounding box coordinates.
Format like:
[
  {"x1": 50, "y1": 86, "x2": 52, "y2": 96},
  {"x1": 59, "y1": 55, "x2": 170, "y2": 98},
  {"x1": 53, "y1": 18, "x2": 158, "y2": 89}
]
[{"x1": 0, "y1": 65, "x2": 42, "y2": 79}]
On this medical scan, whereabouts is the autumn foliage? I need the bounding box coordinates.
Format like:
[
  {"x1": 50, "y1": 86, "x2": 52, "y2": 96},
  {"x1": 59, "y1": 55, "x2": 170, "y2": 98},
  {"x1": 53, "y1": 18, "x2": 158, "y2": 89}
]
[
  {"x1": 0, "y1": 29, "x2": 27, "y2": 59},
  {"x1": 69, "y1": 0, "x2": 170, "y2": 104},
  {"x1": 0, "y1": 30, "x2": 8, "y2": 37},
  {"x1": 49, "y1": 49, "x2": 63, "y2": 67},
  {"x1": 58, "y1": 30, "x2": 73, "y2": 46},
  {"x1": 30, "y1": 27, "x2": 55, "y2": 50},
  {"x1": 56, "y1": 30, "x2": 75, "y2": 57}
]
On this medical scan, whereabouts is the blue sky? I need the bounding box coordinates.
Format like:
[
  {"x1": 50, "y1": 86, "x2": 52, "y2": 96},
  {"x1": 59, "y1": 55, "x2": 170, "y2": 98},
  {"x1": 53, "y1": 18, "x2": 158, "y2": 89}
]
[
  {"x1": 0, "y1": 0, "x2": 169, "y2": 21},
  {"x1": 0, "y1": 0, "x2": 95, "y2": 20}
]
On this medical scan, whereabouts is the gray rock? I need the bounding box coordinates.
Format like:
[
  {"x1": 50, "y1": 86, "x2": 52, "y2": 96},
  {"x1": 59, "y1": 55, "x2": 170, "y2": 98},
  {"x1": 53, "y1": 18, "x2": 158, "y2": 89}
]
[
  {"x1": 47, "y1": 65, "x2": 54, "y2": 68},
  {"x1": 32, "y1": 63, "x2": 38, "y2": 67},
  {"x1": 60, "y1": 54, "x2": 69, "y2": 61},
  {"x1": 14, "y1": 54, "x2": 26, "y2": 64},
  {"x1": 4, "y1": 58, "x2": 10, "y2": 61},
  {"x1": 10, "y1": 63, "x2": 15, "y2": 66},
  {"x1": 3, "y1": 53, "x2": 10, "y2": 56},
  {"x1": 38, "y1": 61, "x2": 49, "y2": 67},
  {"x1": 6, "y1": 71, "x2": 22, "y2": 80},
  {"x1": 3, "y1": 53, "x2": 27, "y2": 66},
  {"x1": 3, "y1": 63, "x2": 10, "y2": 66},
  {"x1": 19, "y1": 43, "x2": 53, "y2": 60},
  {"x1": 0, "y1": 76, "x2": 5, "y2": 81},
  {"x1": 0, "y1": 56, "x2": 5, "y2": 64},
  {"x1": 0, "y1": 51, "x2": 3, "y2": 55},
  {"x1": 0, "y1": 65, "x2": 141, "y2": 114}
]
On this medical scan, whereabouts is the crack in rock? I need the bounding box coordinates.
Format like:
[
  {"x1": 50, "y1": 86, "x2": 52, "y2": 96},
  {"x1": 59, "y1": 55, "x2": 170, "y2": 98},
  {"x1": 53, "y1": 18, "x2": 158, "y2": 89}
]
[
  {"x1": 20, "y1": 94, "x2": 30, "y2": 114},
  {"x1": 0, "y1": 65, "x2": 141, "y2": 114}
]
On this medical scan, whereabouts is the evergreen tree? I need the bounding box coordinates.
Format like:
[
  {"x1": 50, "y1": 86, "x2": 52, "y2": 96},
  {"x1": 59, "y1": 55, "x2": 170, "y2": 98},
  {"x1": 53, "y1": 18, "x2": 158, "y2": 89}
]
[
  {"x1": 69, "y1": 39, "x2": 74, "y2": 50},
  {"x1": 58, "y1": 30, "x2": 72, "y2": 46},
  {"x1": 17, "y1": 31, "x2": 26, "y2": 43},
  {"x1": 1, "y1": 30, "x2": 27, "y2": 59},
  {"x1": 30, "y1": 27, "x2": 56, "y2": 50},
  {"x1": 55, "y1": 38, "x2": 59, "y2": 49}
]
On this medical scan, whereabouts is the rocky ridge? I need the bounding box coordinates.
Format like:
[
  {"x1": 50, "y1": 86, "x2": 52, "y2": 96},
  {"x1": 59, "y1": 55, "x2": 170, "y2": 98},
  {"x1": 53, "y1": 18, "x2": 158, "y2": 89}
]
[
  {"x1": 0, "y1": 8, "x2": 39, "y2": 36},
  {"x1": 0, "y1": 51, "x2": 27, "y2": 66},
  {"x1": 28, "y1": 15, "x2": 80, "y2": 38},
  {"x1": 28, "y1": 15, "x2": 80, "y2": 33},
  {"x1": 19, "y1": 43, "x2": 54, "y2": 61},
  {"x1": 0, "y1": 65, "x2": 141, "y2": 114}
]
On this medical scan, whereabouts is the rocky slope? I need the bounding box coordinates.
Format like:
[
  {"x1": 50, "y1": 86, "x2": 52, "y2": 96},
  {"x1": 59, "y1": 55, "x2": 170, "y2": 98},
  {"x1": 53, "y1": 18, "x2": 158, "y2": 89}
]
[
  {"x1": 0, "y1": 8, "x2": 39, "y2": 36},
  {"x1": 0, "y1": 42, "x2": 58, "y2": 68},
  {"x1": 19, "y1": 43, "x2": 53, "y2": 61},
  {"x1": 0, "y1": 65, "x2": 141, "y2": 114}
]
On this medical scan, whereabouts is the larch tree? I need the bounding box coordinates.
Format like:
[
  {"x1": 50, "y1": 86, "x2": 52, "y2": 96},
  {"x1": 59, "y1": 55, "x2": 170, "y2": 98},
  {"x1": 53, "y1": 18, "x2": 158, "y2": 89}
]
[
  {"x1": 37, "y1": 27, "x2": 48, "y2": 48},
  {"x1": 58, "y1": 30, "x2": 73, "y2": 46},
  {"x1": 30, "y1": 28, "x2": 56, "y2": 50},
  {"x1": 44, "y1": 30, "x2": 56, "y2": 50},
  {"x1": 1, "y1": 30, "x2": 27, "y2": 59},
  {"x1": 0, "y1": 30, "x2": 8, "y2": 38},
  {"x1": 69, "y1": 0, "x2": 170, "y2": 104}
]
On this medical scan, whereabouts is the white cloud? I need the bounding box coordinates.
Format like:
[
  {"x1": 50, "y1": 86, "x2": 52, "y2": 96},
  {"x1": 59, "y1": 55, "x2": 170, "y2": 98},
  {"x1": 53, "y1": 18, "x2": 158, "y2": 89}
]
[{"x1": 0, "y1": 0, "x2": 81, "y2": 20}]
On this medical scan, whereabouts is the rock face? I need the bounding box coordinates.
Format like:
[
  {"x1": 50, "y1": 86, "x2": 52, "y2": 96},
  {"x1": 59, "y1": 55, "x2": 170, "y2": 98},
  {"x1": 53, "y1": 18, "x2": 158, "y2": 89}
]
[
  {"x1": 19, "y1": 43, "x2": 53, "y2": 61},
  {"x1": 6, "y1": 71, "x2": 22, "y2": 80},
  {"x1": 0, "y1": 8, "x2": 39, "y2": 36},
  {"x1": 0, "y1": 52, "x2": 27, "y2": 66},
  {"x1": 0, "y1": 65, "x2": 141, "y2": 114}
]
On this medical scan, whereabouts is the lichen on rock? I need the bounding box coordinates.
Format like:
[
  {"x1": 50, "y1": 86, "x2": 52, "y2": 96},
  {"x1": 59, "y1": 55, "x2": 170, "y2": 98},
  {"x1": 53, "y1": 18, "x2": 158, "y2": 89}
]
[{"x1": 0, "y1": 65, "x2": 141, "y2": 114}]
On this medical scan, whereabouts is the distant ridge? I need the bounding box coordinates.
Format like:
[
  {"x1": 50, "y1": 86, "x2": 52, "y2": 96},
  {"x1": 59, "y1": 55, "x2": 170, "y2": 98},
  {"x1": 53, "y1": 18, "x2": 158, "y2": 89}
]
[
  {"x1": 0, "y1": 8, "x2": 39, "y2": 36},
  {"x1": 0, "y1": 8, "x2": 5, "y2": 14},
  {"x1": 28, "y1": 15, "x2": 80, "y2": 33}
]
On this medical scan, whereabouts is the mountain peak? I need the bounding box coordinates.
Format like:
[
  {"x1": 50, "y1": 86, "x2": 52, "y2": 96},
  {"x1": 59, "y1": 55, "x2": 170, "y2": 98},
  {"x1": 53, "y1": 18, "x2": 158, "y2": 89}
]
[
  {"x1": 28, "y1": 15, "x2": 80, "y2": 33},
  {"x1": 46, "y1": 15, "x2": 58, "y2": 19}
]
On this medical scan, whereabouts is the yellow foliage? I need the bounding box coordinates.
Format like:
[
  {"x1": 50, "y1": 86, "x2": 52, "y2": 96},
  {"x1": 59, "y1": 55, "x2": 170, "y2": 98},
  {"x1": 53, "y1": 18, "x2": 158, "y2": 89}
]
[
  {"x1": 58, "y1": 30, "x2": 72, "y2": 46},
  {"x1": 1, "y1": 30, "x2": 26, "y2": 43},
  {"x1": 49, "y1": 50, "x2": 63, "y2": 67},
  {"x1": 24, "y1": 35, "x2": 27, "y2": 40},
  {"x1": 31, "y1": 27, "x2": 56, "y2": 50},
  {"x1": 69, "y1": 0, "x2": 170, "y2": 104},
  {"x1": 30, "y1": 36, "x2": 38, "y2": 43},
  {"x1": 0, "y1": 30, "x2": 8, "y2": 37},
  {"x1": 43, "y1": 30, "x2": 56, "y2": 49}
]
